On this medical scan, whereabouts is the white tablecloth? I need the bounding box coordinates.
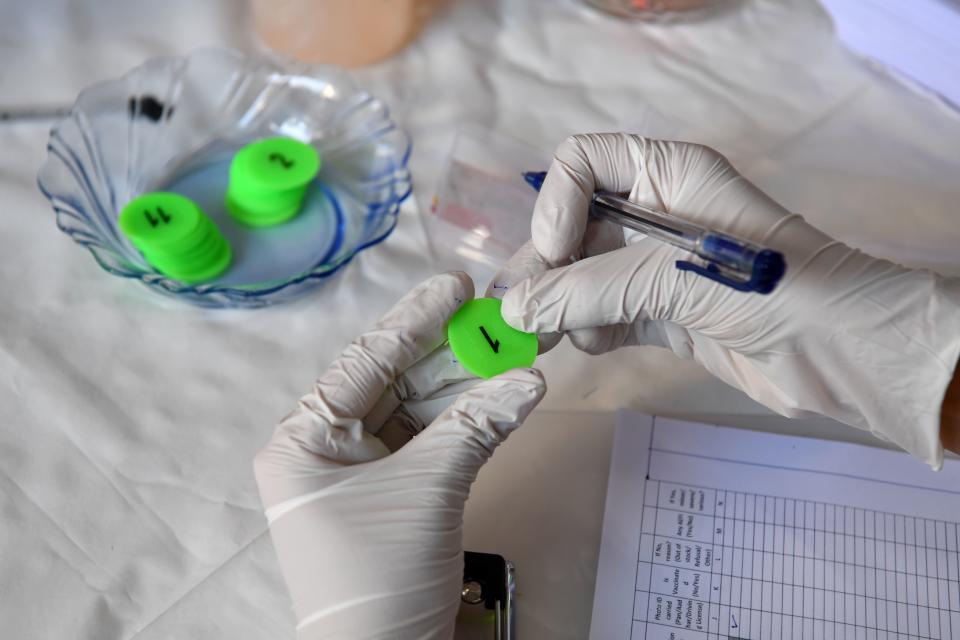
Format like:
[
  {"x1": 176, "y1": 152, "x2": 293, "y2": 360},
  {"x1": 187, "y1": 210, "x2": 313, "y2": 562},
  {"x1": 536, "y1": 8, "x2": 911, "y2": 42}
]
[{"x1": 2, "y1": 1, "x2": 958, "y2": 638}]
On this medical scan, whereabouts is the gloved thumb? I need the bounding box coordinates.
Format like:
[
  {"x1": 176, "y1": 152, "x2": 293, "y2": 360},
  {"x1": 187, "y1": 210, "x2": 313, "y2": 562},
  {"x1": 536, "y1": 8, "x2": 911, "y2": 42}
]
[
  {"x1": 485, "y1": 240, "x2": 563, "y2": 354},
  {"x1": 403, "y1": 368, "x2": 546, "y2": 480},
  {"x1": 500, "y1": 240, "x2": 730, "y2": 334}
]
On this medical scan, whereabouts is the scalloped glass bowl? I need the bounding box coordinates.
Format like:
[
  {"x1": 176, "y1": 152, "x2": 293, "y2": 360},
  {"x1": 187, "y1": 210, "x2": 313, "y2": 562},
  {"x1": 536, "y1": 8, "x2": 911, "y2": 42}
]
[{"x1": 37, "y1": 48, "x2": 412, "y2": 307}]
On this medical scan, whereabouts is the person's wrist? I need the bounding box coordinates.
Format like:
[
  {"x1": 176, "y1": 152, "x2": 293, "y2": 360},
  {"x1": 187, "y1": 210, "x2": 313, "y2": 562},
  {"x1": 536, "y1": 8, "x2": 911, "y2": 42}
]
[{"x1": 941, "y1": 358, "x2": 960, "y2": 455}]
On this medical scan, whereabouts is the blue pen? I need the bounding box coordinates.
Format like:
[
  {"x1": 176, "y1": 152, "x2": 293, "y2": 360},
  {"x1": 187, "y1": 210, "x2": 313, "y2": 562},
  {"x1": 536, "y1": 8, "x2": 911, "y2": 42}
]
[{"x1": 523, "y1": 171, "x2": 786, "y2": 294}]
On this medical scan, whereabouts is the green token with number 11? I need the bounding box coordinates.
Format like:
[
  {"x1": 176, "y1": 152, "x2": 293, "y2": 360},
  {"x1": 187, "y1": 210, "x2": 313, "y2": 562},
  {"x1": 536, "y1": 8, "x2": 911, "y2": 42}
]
[
  {"x1": 119, "y1": 191, "x2": 231, "y2": 283},
  {"x1": 119, "y1": 191, "x2": 203, "y2": 249}
]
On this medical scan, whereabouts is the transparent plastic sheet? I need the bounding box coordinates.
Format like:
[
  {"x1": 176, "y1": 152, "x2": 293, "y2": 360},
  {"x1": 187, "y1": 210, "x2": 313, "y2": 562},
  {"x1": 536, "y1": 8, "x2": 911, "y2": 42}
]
[
  {"x1": 424, "y1": 125, "x2": 549, "y2": 273},
  {"x1": 421, "y1": 112, "x2": 679, "y2": 280}
]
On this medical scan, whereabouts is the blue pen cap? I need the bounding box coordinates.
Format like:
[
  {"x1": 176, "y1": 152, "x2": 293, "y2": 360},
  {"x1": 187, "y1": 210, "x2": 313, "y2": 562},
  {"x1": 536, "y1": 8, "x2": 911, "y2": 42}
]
[
  {"x1": 752, "y1": 249, "x2": 786, "y2": 294},
  {"x1": 524, "y1": 170, "x2": 787, "y2": 294},
  {"x1": 523, "y1": 171, "x2": 547, "y2": 191},
  {"x1": 692, "y1": 233, "x2": 786, "y2": 294}
]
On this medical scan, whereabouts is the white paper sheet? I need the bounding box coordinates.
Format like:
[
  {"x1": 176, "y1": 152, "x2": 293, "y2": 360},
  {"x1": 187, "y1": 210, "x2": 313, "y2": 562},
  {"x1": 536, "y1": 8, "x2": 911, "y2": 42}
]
[{"x1": 591, "y1": 412, "x2": 960, "y2": 640}]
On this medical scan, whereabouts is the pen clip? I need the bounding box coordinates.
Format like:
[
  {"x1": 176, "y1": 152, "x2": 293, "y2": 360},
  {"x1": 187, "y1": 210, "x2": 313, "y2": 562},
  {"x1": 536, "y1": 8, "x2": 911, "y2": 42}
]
[{"x1": 675, "y1": 260, "x2": 757, "y2": 293}]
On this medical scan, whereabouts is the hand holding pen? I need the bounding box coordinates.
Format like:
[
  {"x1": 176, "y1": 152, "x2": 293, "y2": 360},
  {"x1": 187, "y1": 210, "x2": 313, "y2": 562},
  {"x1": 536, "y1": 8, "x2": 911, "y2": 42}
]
[
  {"x1": 523, "y1": 170, "x2": 786, "y2": 294},
  {"x1": 497, "y1": 133, "x2": 959, "y2": 468}
]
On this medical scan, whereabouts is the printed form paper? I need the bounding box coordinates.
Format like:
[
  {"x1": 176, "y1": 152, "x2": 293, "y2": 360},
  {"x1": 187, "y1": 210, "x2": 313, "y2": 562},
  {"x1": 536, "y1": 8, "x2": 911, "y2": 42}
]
[{"x1": 590, "y1": 412, "x2": 960, "y2": 640}]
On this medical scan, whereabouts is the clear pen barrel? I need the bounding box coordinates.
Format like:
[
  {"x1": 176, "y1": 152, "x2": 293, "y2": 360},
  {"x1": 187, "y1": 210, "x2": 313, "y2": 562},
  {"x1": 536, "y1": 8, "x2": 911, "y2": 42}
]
[
  {"x1": 591, "y1": 193, "x2": 705, "y2": 253},
  {"x1": 591, "y1": 193, "x2": 765, "y2": 274},
  {"x1": 590, "y1": 192, "x2": 785, "y2": 293}
]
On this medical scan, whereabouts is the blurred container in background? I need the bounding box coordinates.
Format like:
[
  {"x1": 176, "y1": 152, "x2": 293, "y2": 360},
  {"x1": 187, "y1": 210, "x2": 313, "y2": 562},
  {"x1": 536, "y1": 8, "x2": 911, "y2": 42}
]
[
  {"x1": 585, "y1": 0, "x2": 733, "y2": 19},
  {"x1": 251, "y1": 0, "x2": 445, "y2": 67}
]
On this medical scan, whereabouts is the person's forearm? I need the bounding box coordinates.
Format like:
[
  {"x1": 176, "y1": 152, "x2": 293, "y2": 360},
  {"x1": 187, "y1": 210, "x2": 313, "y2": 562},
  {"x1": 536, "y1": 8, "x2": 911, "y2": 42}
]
[{"x1": 942, "y1": 360, "x2": 960, "y2": 455}]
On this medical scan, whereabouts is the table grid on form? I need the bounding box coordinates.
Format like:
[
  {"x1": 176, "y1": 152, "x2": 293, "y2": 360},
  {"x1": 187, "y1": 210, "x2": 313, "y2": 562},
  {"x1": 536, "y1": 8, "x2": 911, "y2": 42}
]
[{"x1": 631, "y1": 480, "x2": 960, "y2": 640}]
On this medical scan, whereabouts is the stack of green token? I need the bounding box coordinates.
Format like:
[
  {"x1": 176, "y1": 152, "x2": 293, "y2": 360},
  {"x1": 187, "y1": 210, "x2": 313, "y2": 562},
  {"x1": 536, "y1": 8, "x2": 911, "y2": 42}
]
[
  {"x1": 225, "y1": 136, "x2": 320, "y2": 226},
  {"x1": 119, "y1": 192, "x2": 231, "y2": 283}
]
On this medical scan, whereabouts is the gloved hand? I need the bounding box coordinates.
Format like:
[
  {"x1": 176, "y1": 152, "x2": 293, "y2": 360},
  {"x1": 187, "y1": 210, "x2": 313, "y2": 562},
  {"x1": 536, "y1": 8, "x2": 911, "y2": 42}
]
[
  {"x1": 254, "y1": 272, "x2": 545, "y2": 639},
  {"x1": 500, "y1": 133, "x2": 960, "y2": 468}
]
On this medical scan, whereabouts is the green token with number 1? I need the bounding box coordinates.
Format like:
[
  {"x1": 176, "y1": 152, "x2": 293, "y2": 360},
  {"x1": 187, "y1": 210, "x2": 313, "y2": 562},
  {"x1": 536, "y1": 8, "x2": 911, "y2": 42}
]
[{"x1": 447, "y1": 298, "x2": 538, "y2": 379}]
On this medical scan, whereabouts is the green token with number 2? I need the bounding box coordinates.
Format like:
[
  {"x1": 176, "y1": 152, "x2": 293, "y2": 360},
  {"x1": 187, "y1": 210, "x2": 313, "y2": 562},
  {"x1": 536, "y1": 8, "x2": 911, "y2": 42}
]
[
  {"x1": 447, "y1": 298, "x2": 538, "y2": 379},
  {"x1": 226, "y1": 137, "x2": 320, "y2": 226}
]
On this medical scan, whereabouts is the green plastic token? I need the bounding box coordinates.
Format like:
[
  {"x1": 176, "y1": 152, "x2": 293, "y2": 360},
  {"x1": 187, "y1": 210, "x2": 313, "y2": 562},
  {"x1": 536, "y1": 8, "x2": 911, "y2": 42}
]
[
  {"x1": 231, "y1": 137, "x2": 319, "y2": 189},
  {"x1": 145, "y1": 241, "x2": 232, "y2": 283},
  {"x1": 226, "y1": 137, "x2": 320, "y2": 226},
  {"x1": 225, "y1": 189, "x2": 304, "y2": 227},
  {"x1": 119, "y1": 191, "x2": 231, "y2": 284},
  {"x1": 447, "y1": 298, "x2": 538, "y2": 379},
  {"x1": 119, "y1": 192, "x2": 203, "y2": 250}
]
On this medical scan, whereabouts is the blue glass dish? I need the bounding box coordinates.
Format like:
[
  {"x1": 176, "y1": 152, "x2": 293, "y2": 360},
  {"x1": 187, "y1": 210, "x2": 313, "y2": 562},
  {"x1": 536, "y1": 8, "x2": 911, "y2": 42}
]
[{"x1": 37, "y1": 48, "x2": 412, "y2": 307}]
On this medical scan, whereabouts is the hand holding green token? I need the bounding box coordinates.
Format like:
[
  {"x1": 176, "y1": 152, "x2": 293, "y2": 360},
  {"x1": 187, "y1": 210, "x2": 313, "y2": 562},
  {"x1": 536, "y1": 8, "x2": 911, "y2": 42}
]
[
  {"x1": 226, "y1": 136, "x2": 320, "y2": 226},
  {"x1": 447, "y1": 298, "x2": 538, "y2": 379}
]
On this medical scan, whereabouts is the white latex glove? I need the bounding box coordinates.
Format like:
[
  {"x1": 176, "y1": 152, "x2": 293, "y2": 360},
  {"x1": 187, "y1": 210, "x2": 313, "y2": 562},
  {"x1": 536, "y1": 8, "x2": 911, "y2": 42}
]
[
  {"x1": 500, "y1": 133, "x2": 960, "y2": 468},
  {"x1": 254, "y1": 272, "x2": 546, "y2": 639}
]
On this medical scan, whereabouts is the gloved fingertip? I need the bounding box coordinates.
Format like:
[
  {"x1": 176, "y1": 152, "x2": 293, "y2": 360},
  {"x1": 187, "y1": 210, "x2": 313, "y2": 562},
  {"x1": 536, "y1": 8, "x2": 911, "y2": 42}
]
[
  {"x1": 436, "y1": 270, "x2": 474, "y2": 301},
  {"x1": 445, "y1": 269, "x2": 470, "y2": 282},
  {"x1": 489, "y1": 366, "x2": 546, "y2": 389},
  {"x1": 486, "y1": 367, "x2": 547, "y2": 412},
  {"x1": 500, "y1": 282, "x2": 536, "y2": 332},
  {"x1": 536, "y1": 331, "x2": 563, "y2": 354},
  {"x1": 414, "y1": 367, "x2": 546, "y2": 459},
  {"x1": 532, "y1": 219, "x2": 576, "y2": 268},
  {"x1": 446, "y1": 366, "x2": 546, "y2": 405},
  {"x1": 465, "y1": 367, "x2": 546, "y2": 408}
]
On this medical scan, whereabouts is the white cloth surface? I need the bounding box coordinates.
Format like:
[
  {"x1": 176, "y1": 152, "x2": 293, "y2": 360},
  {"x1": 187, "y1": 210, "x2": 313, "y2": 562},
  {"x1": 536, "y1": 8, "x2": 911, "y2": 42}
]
[{"x1": 1, "y1": 0, "x2": 959, "y2": 638}]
